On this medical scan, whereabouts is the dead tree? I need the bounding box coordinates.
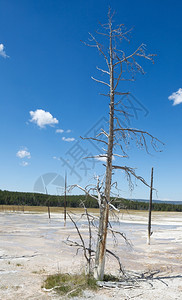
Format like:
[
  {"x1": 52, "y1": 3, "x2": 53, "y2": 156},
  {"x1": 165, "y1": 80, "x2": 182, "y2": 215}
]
[
  {"x1": 64, "y1": 172, "x2": 67, "y2": 225},
  {"x1": 81, "y1": 9, "x2": 163, "y2": 280},
  {"x1": 47, "y1": 205, "x2": 51, "y2": 219},
  {"x1": 45, "y1": 187, "x2": 51, "y2": 219},
  {"x1": 67, "y1": 10, "x2": 163, "y2": 280},
  {"x1": 148, "y1": 167, "x2": 154, "y2": 245}
]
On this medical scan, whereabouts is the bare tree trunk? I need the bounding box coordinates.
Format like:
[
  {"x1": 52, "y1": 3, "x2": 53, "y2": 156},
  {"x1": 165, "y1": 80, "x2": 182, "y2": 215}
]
[
  {"x1": 64, "y1": 173, "x2": 67, "y2": 226},
  {"x1": 85, "y1": 206, "x2": 92, "y2": 276},
  {"x1": 45, "y1": 187, "x2": 50, "y2": 219},
  {"x1": 48, "y1": 205, "x2": 51, "y2": 219},
  {"x1": 94, "y1": 22, "x2": 114, "y2": 280},
  {"x1": 147, "y1": 167, "x2": 154, "y2": 245}
]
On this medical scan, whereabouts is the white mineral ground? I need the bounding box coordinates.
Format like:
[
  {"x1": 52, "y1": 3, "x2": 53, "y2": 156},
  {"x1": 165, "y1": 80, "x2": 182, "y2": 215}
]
[{"x1": 0, "y1": 208, "x2": 182, "y2": 299}]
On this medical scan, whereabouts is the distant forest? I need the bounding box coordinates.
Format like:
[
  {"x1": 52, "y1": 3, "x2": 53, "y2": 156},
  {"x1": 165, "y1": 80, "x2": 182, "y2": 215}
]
[{"x1": 0, "y1": 189, "x2": 181, "y2": 212}]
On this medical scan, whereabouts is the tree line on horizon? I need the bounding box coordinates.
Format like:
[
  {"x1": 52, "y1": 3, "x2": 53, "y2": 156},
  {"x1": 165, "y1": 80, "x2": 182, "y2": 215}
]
[{"x1": 0, "y1": 189, "x2": 181, "y2": 212}]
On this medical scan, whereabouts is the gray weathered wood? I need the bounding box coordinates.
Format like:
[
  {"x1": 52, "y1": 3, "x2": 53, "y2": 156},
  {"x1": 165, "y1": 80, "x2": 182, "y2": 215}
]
[{"x1": 148, "y1": 167, "x2": 154, "y2": 245}]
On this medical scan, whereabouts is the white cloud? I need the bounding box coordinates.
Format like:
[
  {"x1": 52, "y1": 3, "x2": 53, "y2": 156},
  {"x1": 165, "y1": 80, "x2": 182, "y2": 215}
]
[
  {"x1": 20, "y1": 161, "x2": 29, "y2": 167},
  {"x1": 16, "y1": 148, "x2": 31, "y2": 159},
  {"x1": 168, "y1": 88, "x2": 182, "y2": 105},
  {"x1": 56, "y1": 129, "x2": 64, "y2": 133},
  {"x1": 0, "y1": 44, "x2": 9, "y2": 58},
  {"x1": 29, "y1": 109, "x2": 59, "y2": 128},
  {"x1": 53, "y1": 156, "x2": 60, "y2": 160},
  {"x1": 94, "y1": 155, "x2": 115, "y2": 162},
  {"x1": 62, "y1": 137, "x2": 75, "y2": 142},
  {"x1": 66, "y1": 129, "x2": 71, "y2": 133}
]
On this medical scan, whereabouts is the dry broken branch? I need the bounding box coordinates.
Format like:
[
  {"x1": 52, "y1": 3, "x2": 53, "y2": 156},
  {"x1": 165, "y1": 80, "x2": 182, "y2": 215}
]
[
  {"x1": 65, "y1": 237, "x2": 124, "y2": 275},
  {"x1": 67, "y1": 213, "x2": 89, "y2": 265},
  {"x1": 112, "y1": 165, "x2": 156, "y2": 190},
  {"x1": 80, "y1": 136, "x2": 108, "y2": 145},
  {"x1": 96, "y1": 66, "x2": 110, "y2": 75},
  {"x1": 108, "y1": 227, "x2": 132, "y2": 247},
  {"x1": 91, "y1": 76, "x2": 111, "y2": 87},
  {"x1": 68, "y1": 184, "x2": 99, "y2": 202}
]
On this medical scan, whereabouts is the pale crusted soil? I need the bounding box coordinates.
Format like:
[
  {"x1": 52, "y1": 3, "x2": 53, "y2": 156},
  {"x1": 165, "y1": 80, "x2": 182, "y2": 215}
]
[{"x1": 0, "y1": 210, "x2": 182, "y2": 299}]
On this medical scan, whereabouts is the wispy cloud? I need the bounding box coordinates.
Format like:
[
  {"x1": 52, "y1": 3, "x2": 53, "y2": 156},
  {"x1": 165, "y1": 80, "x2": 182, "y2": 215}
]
[
  {"x1": 62, "y1": 137, "x2": 75, "y2": 142},
  {"x1": 30, "y1": 109, "x2": 59, "y2": 128},
  {"x1": 56, "y1": 129, "x2": 64, "y2": 133},
  {"x1": 0, "y1": 44, "x2": 9, "y2": 58},
  {"x1": 20, "y1": 161, "x2": 29, "y2": 167},
  {"x1": 53, "y1": 156, "x2": 60, "y2": 160},
  {"x1": 168, "y1": 88, "x2": 182, "y2": 105},
  {"x1": 16, "y1": 148, "x2": 31, "y2": 159},
  {"x1": 56, "y1": 129, "x2": 72, "y2": 134}
]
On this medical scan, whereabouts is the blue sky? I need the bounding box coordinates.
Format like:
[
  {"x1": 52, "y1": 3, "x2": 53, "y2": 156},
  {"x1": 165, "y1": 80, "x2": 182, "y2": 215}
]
[{"x1": 0, "y1": 0, "x2": 182, "y2": 201}]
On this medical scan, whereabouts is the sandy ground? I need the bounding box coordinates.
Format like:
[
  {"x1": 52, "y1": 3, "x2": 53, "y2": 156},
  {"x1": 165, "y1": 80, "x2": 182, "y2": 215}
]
[{"x1": 0, "y1": 209, "x2": 182, "y2": 299}]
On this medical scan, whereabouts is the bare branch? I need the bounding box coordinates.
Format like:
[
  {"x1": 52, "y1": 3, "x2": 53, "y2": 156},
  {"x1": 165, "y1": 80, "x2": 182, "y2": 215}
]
[
  {"x1": 112, "y1": 165, "x2": 152, "y2": 189},
  {"x1": 96, "y1": 129, "x2": 109, "y2": 138},
  {"x1": 113, "y1": 153, "x2": 128, "y2": 158},
  {"x1": 67, "y1": 213, "x2": 89, "y2": 264},
  {"x1": 68, "y1": 184, "x2": 99, "y2": 202},
  {"x1": 114, "y1": 127, "x2": 164, "y2": 152},
  {"x1": 113, "y1": 44, "x2": 142, "y2": 67},
  {"x1": 113, "y1": 44, "x2": 155, "y2": 68},
  {"x1": 81, "y1": 136, "x2": 108, "y2": 145},
  {"x1": 81, "y1": 202, "x2": 93, "y2": 274},
  {"x1": 96, "y1": 66, "x2": 110, "y2": 75},
  {"x1": 109, "y1": 227, "x2": 132, "y2": 246},
  {"x1": 113, "y1": 142, "x2": 129, "y2": 157},
  {"x1": 64, "y1": 237, "x2": 95, "y2": 255},
  {"x1": 88, "y1": 32, "x2": 110, "y2": 68},
  {"x1": 65, "y1": 237, "x2": 124, "y2": 274},
  {"x1": 109, "y1": 202, "x2": 120, "y2": 212},
  {"x1": 99, "y1": 93, "x2": 110, "y2": 97},
  {"x1": 114, "y1": 91, "x2": 130, "y2": 96},
  {"x1": 96, "y1": 31, "x2": 110, "y2": 37},
  {"x1": 91, "y1": 76, "x2": 110, "y2": 87},
  {"x1": 114, "y1": 128, "x2": 162, "y2": 142},
  {"x1": 106, "y1": 249, "x2": 124, "y2": 274}
]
